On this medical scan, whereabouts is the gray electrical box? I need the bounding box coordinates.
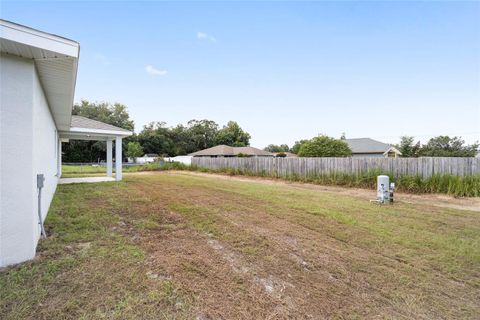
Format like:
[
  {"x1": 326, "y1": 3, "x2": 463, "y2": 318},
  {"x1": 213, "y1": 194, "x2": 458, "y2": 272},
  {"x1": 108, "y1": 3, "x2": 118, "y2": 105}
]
[{"x1": 37, "y1": 174, "x2": 45, "y2": 189}]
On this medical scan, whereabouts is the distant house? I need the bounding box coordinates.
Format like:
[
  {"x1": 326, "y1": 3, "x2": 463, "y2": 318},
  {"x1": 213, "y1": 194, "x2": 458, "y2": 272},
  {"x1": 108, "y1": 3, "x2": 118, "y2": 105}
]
[
  {"x1": 129, "y1": 153, "x2": 159, "y2": 164},
  {"x1": 345, "y1": 138, "x2": 402, "y2": 158},
  {"x1": 190, "y1": 145, "x2": 274, "y2": 157}
]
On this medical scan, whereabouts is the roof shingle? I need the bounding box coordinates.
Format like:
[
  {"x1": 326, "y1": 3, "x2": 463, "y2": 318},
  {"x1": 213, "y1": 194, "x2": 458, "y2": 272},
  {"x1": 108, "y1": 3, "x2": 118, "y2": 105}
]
[
  {"x1": 345, "y1": 138, "x2": 392, "y2": 154},
  {"x1": 70, "y1": 115, "x2": 131, "y2": 133}
]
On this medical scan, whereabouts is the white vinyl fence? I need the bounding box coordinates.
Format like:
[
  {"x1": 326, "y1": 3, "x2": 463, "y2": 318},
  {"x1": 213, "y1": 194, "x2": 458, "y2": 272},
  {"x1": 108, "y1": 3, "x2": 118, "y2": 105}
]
[{"x1": 192, "y1": 157, "x2": 480, "y2": 178}]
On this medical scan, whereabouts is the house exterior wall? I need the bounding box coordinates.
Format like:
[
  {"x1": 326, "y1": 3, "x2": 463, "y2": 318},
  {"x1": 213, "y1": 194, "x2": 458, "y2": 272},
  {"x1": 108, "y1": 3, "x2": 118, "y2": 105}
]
[
  {"x1": 0, "y1": 54, "x2": 59, "y2": 267},
  {"x1": 32, "y1": 64, "x2": 59, "y2": 241}
]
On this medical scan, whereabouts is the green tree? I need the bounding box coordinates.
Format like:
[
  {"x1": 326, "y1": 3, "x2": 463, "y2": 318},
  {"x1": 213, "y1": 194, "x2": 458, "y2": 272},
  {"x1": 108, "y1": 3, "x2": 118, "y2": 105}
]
[
  {"x1": 62, "y1": 100, "x2": 134, "y2": 162},
  {"x1": 137, "y1": 122, "x2": 175, "y2": 157},
  {"x1": 187, "y1": 119, "x2": 219, "y2": 150},
  {"x1": 264, "y1": 144, "x2": 290, "y2": 153},
  {"x1": 291, "y1": 140, "x2": 309, "y2": 154},
  {"x1": 136, "y1": 119, "x2": 232, "y2": 157},
  {"x1": 397, "y1": 136, "x2": 421, "y2": 157},
  {"x1": 215, "y1": 121, "x2": 251, "y2": 147},
  {"x1": 126, "y1": 142, "x2": 144, "y2": 162},
  {"x1": 169, "y1": 124, "x2": 193, "y2": 155},
  {"x1": 72, "y1": 100, "x2": 134, "y2": 130},
  {"x1": 298, "y1": 135, "x2": 352, "y2": 157},
  {"x1": 418, "y1": 136, "x2": 478, "y2": 157}
]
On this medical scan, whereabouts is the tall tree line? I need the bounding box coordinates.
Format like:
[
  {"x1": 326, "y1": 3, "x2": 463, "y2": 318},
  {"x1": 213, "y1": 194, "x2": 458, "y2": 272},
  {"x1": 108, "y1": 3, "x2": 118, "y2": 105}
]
[
  {"x1": 63, "y1": 101, "x2": 478, "y2": 162},
  {"x1": 265, "y1": 135, "x2": 478, "y2": 157},
  {"x1": 135, "y1": 120, "x2": 251, "y2": 157},
  {"x1": 62, "y1": 101, "x2": 251, "y2": 162},
  {"x1": 396, "y1": 136, "x2": 478, "y2": 157}
]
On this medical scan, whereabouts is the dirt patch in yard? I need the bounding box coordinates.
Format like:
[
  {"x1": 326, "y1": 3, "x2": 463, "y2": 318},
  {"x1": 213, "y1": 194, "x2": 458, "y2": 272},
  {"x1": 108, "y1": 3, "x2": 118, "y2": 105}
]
[{"x1": 125, "y1": 179, "x2": 293, "y2": 319}]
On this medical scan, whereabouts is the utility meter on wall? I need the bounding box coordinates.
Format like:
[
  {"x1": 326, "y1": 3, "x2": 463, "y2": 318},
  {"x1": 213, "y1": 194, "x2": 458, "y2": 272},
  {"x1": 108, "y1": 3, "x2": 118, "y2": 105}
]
[{"x1": 37, "y1": 174, "x2": 45, "y2": 189}]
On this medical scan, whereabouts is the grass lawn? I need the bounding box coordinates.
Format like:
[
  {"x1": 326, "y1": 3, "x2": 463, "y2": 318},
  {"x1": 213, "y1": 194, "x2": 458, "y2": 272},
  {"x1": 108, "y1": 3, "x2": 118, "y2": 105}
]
[
  {"x1": 1, "y1": 172, "x2": 479, "y2": 319},
  {"x1": 61, "y1": 164, "x2": 164, "y2": 178}
]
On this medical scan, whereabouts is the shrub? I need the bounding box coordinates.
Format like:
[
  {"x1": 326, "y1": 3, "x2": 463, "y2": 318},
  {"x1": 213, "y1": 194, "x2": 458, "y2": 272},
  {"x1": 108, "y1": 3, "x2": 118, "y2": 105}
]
[
  {"x1": 126, "y1": 142, "x2": 144, "y2": 161},
  {"x1": 298, "y1": 135, "x2": 352, "y2": 157}
]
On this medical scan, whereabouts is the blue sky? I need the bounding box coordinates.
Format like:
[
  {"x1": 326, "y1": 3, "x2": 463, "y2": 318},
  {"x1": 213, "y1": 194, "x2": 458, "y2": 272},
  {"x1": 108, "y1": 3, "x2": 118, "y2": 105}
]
[{"x1": 2, "y1": 1, "x2": 479, "y2": 148}]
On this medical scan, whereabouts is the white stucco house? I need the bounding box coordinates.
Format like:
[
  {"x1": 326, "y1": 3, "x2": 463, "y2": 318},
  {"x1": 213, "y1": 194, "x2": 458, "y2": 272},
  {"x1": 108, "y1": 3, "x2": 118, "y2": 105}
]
[{"x1": 0, "y1": 20, "x2": 132, "y2": 267}]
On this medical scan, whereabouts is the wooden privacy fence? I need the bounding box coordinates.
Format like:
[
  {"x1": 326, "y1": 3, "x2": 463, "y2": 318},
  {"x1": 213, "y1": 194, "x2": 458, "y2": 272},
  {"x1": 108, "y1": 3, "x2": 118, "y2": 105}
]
[{"x1": 192, "y1": 157, "x2": 480, "y2": 178}]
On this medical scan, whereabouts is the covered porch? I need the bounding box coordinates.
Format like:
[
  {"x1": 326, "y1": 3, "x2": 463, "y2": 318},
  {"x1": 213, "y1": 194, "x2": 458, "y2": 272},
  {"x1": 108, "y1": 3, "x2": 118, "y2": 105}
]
[{"x1": 59, "y1": 116, "x2": 133, "y2": 182}]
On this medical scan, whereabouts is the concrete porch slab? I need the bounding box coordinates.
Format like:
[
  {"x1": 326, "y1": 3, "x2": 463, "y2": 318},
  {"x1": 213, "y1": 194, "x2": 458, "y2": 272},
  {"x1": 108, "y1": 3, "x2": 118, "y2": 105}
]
[{"x1": 59, "y1": 177, "x2": 116, "y2": 184}]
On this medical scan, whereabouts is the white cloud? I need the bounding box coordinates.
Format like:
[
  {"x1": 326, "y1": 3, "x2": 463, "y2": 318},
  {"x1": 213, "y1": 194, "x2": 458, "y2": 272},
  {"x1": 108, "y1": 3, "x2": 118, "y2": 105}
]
[
  {"x1": 145, "y1": 65, "x2": 168, "y2": 76},
  {"x1": 197, "y1": 31, "x2": 216, "y2": 42}
]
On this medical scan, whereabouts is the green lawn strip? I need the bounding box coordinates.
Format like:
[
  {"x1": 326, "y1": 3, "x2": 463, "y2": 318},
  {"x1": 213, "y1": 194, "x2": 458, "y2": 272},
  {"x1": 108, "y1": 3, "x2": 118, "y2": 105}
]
[
  {"x1": 62, "y1": 163, "x2": 164, "y2": 175},
  {"x1": 61, "y1": 164, "x2": 162, "y2": 178}
]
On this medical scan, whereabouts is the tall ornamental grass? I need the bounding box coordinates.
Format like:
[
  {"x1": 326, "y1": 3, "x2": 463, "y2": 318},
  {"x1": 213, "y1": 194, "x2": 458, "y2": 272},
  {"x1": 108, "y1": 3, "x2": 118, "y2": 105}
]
[{"x1": 171, "y1": 164, "x2": 479, "y2": 197}]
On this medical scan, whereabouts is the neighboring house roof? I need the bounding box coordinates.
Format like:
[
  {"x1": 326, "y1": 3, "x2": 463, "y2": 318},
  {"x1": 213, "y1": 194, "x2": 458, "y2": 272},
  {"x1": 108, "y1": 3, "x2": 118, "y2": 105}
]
[
  {"x1": 189, "y1": 145, "x2": 274, "y2": 157},
  {"x1": 345, "y1": 138, "x2": 401, "y2": 155},
  {"x1": 0, "y1": 19, "x2": 80, "y2": 131},
  {"x1": 190, "y1": 145, "x2": 235, "y2": 156},
  {"x1": 233, "y1": 146, "x2": 274, "y2": 156}
]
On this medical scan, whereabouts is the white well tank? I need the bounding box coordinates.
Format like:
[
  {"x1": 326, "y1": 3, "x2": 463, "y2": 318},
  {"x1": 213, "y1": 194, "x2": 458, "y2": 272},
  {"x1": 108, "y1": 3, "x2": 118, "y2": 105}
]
[{"x1": 377, "y1": 175, "x2": 390, "y2": 203}]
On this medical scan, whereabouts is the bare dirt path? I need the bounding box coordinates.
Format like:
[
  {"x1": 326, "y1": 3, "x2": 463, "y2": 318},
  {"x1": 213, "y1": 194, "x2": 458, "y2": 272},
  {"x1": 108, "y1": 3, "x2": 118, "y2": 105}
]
[{"x1": 132, "y1": 170, "x2": 480, "y2": 212}]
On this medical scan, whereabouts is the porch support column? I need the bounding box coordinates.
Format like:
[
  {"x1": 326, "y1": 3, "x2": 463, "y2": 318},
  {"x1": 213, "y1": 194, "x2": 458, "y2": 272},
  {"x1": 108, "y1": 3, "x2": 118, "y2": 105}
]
[
  {"x1": 106, "y1": 140, "x2": 113, "y2": 177},
  {"x1": 115, "y1": 136, "x2": 122, "y2": 181},
  {"x1": 57, "y1": 139, "x2": 62, "y2": 177}
]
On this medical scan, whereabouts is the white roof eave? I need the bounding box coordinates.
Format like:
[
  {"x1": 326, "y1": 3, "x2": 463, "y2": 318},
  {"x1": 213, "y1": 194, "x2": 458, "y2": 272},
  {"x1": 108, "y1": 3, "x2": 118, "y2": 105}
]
[
  {"x1": 0, "y1": 20, "x2": 80, "y2": 131},
  {"x1": 0, "y1": 20, "x2": 79, "y2": 57}
]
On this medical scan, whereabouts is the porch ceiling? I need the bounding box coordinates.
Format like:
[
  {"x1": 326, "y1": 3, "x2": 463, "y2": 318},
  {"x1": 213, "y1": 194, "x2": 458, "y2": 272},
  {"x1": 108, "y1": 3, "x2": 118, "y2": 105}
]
[{"x1": 58, "y1": 131, "x2": 129, "y2": 141}]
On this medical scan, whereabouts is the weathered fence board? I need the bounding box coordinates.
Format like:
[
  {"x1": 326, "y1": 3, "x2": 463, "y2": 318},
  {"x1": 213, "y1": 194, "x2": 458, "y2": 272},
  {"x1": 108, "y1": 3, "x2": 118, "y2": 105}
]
[{"x1": 192, "y1": 157, "x2": 480, "y2": 178}]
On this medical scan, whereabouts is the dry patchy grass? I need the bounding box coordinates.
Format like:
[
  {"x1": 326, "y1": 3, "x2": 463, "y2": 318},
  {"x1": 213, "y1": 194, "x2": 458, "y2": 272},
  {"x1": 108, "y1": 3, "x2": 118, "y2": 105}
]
[{"x1": 1, "y1": 172, "x2": 479, "y2": 319}]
